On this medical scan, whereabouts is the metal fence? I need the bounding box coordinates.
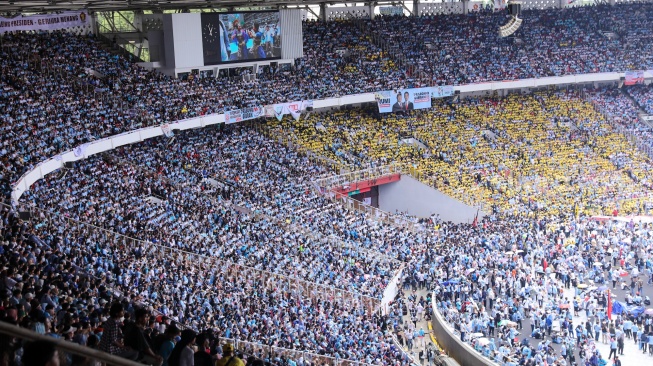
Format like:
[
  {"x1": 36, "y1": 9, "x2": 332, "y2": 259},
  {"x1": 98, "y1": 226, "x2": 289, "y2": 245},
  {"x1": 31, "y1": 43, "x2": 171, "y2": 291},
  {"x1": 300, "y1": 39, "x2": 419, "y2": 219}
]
[
  {"x1": 0, "y1": 321, "x2": 143, "y2": 366},
  {"x1": 11, "y1": 201, "x2": 380, "y2": 313}
]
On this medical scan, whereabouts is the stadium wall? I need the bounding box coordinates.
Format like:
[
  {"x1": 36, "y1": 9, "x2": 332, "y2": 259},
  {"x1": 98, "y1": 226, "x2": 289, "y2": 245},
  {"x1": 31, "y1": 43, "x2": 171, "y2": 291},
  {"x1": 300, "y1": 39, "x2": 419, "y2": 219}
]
[
  {"x1": 11, "y1": 70, "x2": 653, "y2": 203},
  {"x1": 431, "y1": 296, "x2": 498, "y2": 366},
  {"x1": 378, "y1": 175, "x2": 484, "y2": 224}
]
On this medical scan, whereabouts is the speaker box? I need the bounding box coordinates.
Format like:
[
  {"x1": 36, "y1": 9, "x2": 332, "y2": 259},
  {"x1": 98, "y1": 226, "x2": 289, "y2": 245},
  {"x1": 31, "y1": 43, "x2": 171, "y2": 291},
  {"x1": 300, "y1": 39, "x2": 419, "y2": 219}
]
[
  {"x1": 508, "y1": 2, "x2": 521, "y2": 17},
  {"x1": 306, "y1": 106, "x2": 314, "y2": 112},
  {"x1": 64, "y1": 162, "x2": 73, "y2": 169},
  {"x1": 19, "y1": 211, "x2": 31, "y2": 220}
]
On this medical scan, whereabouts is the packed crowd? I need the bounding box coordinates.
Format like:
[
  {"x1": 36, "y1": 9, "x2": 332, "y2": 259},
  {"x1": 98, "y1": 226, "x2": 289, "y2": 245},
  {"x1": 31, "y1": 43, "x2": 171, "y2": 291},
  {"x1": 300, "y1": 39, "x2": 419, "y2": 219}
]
[
  {"x1": 626, "y1": 85, "x2": 653, "y2": 115},
  {"x1": 585, "y1": 87, "x2": 653, "y2": 152},
  {"x1": 368, "y1": 4, "x2": 653, "y2": 85},
  {"x1": 269, "y1": 91, "x2": 653, "y2": 217},
  {"x1": 403, "y1": 213, "x2": 653, "y2": 366},
  {"x1": 4, "y1": 3, "x2": 653, "y2": 366},
  {"x1": 3, "y1": 125, "x2": 429, "y2": 365},
  {"x1": 2, "y1": 3, "x2": 653, "y2": 191}
]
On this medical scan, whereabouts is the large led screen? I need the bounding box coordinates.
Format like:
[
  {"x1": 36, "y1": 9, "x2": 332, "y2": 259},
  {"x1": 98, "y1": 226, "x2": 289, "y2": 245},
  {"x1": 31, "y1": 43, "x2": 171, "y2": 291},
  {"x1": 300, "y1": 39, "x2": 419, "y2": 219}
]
[{"x1": 201, "y1": 11, "x2": 281, "y2": 65}]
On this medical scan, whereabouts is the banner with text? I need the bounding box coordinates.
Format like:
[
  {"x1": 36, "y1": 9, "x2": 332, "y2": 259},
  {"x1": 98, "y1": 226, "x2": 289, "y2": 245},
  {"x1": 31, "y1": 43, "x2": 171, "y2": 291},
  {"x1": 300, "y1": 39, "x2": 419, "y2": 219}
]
[
  {"x1": 270, "y1": 101, "x2": 310, "y2": 121},
  {"x1": 0, "y1": 11, "x2": 90, "y2": 34},
  {"x1": 224, "y1": 106, "x2": 264, "y2": 124},
  {"x1": 624, "y1": 70, "x2": 645, "y2": 86},
  {"x1": 379, "y1": 6, "x2": 404, "y2": 16},
  {"x1": 375, "y1": 87, "x2": 433, "y2": 114},
  {"x1": 430, "y1": 85, "x2": 455, "y2": 99}
]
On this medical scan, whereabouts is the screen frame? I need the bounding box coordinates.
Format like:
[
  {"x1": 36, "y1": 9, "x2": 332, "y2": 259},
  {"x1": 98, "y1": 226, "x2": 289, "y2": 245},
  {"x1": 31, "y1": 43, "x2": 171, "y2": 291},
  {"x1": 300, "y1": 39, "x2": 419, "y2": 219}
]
[{"x1": 201, "y1": 10, "x2": 282, "y2": 66}]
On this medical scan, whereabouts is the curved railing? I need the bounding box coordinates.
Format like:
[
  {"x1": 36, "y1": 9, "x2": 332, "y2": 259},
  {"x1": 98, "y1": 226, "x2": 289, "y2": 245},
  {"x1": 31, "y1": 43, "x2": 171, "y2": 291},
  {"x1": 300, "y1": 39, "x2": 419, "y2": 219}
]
[
  {"x1": 12, "y1": 70, "x2": 652, "y2": 203},
  {"x1": 430, "y1": 294, "x2": 499, "y2": 366},
  {"x1": 7, "y1": 201, "x2": 384, "y2": 365},
  {"x1": 8, "y1": 69, "x2": 653, "y2": 366}
]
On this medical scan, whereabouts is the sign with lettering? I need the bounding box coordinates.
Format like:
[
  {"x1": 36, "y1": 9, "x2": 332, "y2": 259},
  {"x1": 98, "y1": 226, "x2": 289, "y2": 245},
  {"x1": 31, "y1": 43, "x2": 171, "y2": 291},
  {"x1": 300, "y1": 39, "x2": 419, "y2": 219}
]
[{"x1": 0, "y1": 11, "x2": 90, "y2": 34}]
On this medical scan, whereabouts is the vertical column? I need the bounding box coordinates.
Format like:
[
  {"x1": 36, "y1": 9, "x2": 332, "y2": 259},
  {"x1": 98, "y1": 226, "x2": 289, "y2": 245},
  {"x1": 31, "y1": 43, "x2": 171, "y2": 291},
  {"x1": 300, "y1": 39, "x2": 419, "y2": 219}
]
[
  {"x1": 369, "y1": 1, "x2": 376, "y2": 20},
  {"x1": 413, "y1": 0, "x2": 420, "y2": 16},
  {"x1": 463, "y1": 0, "x2": 469, "y2": 14},
  {"x1": 319, "y1": 2, "x2": 327, "y2": 22}
]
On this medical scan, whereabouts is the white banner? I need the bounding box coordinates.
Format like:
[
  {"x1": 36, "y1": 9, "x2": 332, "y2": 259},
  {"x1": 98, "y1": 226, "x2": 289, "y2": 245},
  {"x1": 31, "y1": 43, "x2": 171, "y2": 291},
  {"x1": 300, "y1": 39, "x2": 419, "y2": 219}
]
[
  {"x1": 494, "y1": 0, "x2": 507, "y2": 10},
  {"x1": 161, "y1": 123, "x2": 173, "y2": 138},
  {"x1": 270, "y1": 101, "x2": 303, "y2": 121},
  {"x1": 224, "y1": 106, "x2": 263, "y2": 124},
  {"x1": 301, "y1": 100, "x2": 314, "y2": 111},
  {"x1": 467, "y1": 1, "x2": 485, "y2": 12},
  {"x1": 0, "y1": 11, "x2": 90, "y2": 34},
  {"x1": 287, "y1": 102, "x2": 302, "y2": 121},
  {"x1": 379, "y1": 6, "x2": 404, "y2": 16},
  {"x1": 73, "y1": 143, "x2": 89, "y2": 158}
]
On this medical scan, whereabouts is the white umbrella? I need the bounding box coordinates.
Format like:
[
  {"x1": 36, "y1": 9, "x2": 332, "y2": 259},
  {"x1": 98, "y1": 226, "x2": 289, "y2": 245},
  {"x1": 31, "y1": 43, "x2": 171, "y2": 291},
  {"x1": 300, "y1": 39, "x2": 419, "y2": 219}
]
[
  {"x1": 477, "y1": 337, "x2": 491, "y2": 346},
  {"x1": 471, "y1": 332, "x2": 484, "y2": 339}
]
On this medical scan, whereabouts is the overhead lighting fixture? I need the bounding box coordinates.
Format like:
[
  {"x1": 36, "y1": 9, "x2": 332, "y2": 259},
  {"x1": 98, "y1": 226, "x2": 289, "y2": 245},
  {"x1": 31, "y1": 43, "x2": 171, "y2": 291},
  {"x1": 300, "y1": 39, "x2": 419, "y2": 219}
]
[{"x1": 498, "y1": 1, "x2": 522, "y2": 38}]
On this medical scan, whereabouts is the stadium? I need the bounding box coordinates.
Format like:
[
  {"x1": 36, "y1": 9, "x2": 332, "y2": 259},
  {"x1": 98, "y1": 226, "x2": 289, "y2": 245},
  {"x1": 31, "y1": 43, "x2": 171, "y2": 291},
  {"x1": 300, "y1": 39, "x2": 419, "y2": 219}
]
[{"x1": 1, "y1": 0, "x2": 653, "y2": 366}]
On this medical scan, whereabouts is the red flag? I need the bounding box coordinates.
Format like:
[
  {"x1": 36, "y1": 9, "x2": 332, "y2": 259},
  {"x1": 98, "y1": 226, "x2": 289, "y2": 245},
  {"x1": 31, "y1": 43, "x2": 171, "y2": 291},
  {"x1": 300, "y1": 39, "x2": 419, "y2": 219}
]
[
  {"x1": 472, "y1": 209, "x2": 479, "y2": 228},
  {"x1": 607, "y1": 289, "x2": 612, "y2": 320}
]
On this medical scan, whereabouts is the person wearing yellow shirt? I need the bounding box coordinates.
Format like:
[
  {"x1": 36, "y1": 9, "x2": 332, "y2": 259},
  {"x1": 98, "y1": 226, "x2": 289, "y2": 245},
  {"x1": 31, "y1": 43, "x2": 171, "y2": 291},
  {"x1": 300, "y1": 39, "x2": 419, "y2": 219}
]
[{"x1": 215, "y1": 344, "x2": 244, "y2": 366}]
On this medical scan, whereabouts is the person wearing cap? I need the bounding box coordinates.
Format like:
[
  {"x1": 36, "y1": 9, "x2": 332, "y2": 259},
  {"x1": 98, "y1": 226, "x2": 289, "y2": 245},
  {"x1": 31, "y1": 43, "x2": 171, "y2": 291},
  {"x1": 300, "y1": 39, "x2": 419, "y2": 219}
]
[{"x1": 215, "y1": 343, "x2": 244, "y2": 366}]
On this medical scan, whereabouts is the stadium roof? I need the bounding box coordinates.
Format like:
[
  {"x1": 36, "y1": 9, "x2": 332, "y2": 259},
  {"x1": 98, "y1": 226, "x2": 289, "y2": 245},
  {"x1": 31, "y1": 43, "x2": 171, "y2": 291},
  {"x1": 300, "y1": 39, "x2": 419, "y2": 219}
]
[{"x1": 1, "y1": 0, "x2": 362, "y2": 13}]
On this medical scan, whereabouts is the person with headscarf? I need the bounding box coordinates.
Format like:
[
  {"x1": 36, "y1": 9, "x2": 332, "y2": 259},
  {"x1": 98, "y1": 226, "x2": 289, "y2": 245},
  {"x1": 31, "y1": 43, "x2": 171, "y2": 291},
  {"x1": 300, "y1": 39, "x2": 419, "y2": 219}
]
[{"x1": 168, "y1": 329, "x2": 196, "y2": 366}]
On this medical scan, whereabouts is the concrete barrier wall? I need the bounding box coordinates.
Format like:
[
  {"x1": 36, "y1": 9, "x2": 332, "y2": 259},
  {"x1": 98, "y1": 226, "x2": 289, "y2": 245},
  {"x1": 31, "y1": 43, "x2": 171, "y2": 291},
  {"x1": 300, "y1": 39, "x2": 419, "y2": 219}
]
[
  {"x1": 378, "y1": 175, "x2": 484, "y2": 224},
  {"x1": 431, "y1": 295, "x2": 498, "y2": 366}
]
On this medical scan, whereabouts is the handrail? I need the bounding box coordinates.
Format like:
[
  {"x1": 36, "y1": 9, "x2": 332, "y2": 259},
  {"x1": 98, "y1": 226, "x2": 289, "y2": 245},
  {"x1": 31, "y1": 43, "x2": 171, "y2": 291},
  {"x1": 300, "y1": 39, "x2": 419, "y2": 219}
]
[
  {"x1": 0, "y1": 321, "x2": 143, "y2": 366},
  {"x1": 311, "y1": 163, "x2": 428, "y2": 232},
  {"x1": 12, "y1": 200, "x2": 380, "y2": 307},
  {"x1": 107, "y1": 152, "x2": 403, "y2": 268},
  {"x1": 431, "y1": 294, "x2": 499, "y2": 366},
  {"x1": 11, "y1": 70, "x2": 651, "y2": 203},
  {"x1": 5, "y1": 202, "x2": 385, "y2": 364}
]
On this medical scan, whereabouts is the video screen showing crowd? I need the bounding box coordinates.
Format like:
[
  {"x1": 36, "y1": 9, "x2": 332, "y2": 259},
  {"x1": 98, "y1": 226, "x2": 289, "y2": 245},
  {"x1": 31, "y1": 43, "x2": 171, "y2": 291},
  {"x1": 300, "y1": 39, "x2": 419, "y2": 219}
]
[{"x1": 201, "y1": 11, "x2": 281, "y2": 65}]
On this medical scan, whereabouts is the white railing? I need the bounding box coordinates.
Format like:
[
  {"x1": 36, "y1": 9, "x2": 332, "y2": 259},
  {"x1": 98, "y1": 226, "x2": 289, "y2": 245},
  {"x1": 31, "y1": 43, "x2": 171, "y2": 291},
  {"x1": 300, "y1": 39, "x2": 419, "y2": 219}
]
[{"x1": 12, "y1": 70, "x2": 653, "y2": 203}]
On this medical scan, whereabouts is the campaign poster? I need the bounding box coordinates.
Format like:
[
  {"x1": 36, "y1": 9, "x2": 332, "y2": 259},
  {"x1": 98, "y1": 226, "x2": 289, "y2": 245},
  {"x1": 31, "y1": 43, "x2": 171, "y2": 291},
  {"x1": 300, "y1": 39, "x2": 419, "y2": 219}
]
[
  {"x1": 225, "y1": 106, "x2": 263, "y2": 124},
  {"x1": 624, "y1": 71, "x2": 645, "y2": 86},
  {"x1": 375, "y1": 88, "x2": 433, "y2": 114}
]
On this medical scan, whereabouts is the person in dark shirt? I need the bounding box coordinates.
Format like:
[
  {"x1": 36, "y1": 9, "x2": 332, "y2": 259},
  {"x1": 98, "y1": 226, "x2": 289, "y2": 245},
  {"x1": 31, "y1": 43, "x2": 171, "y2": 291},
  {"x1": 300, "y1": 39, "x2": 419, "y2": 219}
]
[
  {"x1": 124, "y1": 308, "x2": 163, "y2": 366},
  {"x1": 193, "y1": 333, "x2": 213, "y2": 366}
]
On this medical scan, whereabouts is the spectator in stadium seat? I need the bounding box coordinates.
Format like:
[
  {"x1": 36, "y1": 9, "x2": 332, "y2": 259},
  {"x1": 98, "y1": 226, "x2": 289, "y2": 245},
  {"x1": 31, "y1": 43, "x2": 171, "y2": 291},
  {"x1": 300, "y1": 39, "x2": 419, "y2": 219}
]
[
  {"x1": 22, "y1": 340, "x2": 60, "y2": 366},
  {"x1": 124, "y1": 308, "x2": 163, "y2": 366},
  {"x1": 168, "y1": 329, "x2": 197, "y2": 366},
  {"x1": 154, "y1": 324, "x2": 181, "y2": 366},
  {"x1": 215, "y1": 343, "x2": 244, "y2": 366},
  {"x1": 98, "y1": 302, "x2": 139, "y2": 361}
]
